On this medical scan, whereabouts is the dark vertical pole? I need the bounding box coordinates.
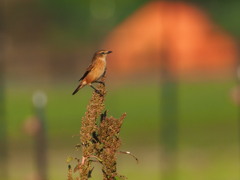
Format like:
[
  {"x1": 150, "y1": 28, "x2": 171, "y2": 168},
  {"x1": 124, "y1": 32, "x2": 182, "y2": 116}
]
[
  {"x1": 160, "y1": 3, "x2": 179, "y2": 180},
  {"x1": 0, "y1": 0, "x2": 8, "y2": 179},
  {"x1": 32, "y1": 92, "x2": 48, "y2": 180},
  {"x1": 237, "y1": 41, "x2": 240, "y2": 177},
  {"x1": 160, "y1": 46, "x2": 179, "y2": 180}
]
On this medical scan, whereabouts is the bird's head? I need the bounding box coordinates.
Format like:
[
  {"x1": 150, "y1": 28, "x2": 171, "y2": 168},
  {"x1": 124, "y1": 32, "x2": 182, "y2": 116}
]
[{"x1": 94, "y1": 50, "x2": 112, "y2": 58}]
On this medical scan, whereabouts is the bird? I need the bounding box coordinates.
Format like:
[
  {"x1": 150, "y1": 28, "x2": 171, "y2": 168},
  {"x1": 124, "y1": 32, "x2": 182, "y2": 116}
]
[{"x1": 72, "y1": 50, "x2": 112, "y2": 95}]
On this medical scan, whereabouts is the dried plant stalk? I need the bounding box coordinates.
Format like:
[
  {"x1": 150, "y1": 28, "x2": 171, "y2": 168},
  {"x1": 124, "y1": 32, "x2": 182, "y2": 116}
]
[
  {"x1": 99, "y1": 114, "x2": 126, "y2": 180},
  {"x1": 74, "y1": 74, "x2": 126, "y2": 180},
  {"x1": 77, "y1": 75, "x2": 126, "y2": 180},
  {"x1": 66, "y1": 75, "x2": 135, "y2": 179},
  {"x1": 79, "y1": 76, "x2": 106, "y2": 180}
]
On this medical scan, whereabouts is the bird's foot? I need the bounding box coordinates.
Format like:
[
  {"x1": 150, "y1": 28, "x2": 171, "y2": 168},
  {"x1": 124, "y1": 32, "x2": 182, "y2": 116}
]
[{"x1": 95, "y1": 89, "x2": 103, "y2": 97}]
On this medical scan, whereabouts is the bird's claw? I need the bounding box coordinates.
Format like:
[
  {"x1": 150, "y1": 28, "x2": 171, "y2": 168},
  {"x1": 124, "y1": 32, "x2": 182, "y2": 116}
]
[{"x1": 95, "y1": 90, "x2": 103, "y2": 97}]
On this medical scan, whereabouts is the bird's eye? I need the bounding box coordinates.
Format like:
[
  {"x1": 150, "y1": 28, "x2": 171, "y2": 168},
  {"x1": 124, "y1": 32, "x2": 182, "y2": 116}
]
[{"x1": 101, "y1": 52, "x2": 105, "y2": 54}]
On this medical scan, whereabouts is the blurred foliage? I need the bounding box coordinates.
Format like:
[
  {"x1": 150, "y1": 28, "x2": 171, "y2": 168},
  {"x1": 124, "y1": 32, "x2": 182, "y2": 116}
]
[
  {"x1": 197, "y1": 0, "x2": 240, "y2": 37},
  {"x1": 39, "y1": 0, "x2": 240, "y2": 40},
  {"x1": 38, "y1": 0, "x2": 148, "y2": 44},
  {"x1": 6, "y1": 0, "x2": 240, "y2": 45}
]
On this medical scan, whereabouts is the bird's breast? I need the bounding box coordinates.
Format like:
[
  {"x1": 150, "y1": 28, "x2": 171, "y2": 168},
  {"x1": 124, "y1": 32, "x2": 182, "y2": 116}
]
[{"x1": 85, "y1": 60, "x2": 106, "y2": 83}]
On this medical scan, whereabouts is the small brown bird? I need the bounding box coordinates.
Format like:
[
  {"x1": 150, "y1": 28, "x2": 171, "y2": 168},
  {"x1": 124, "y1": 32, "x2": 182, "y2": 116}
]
[{"x1": 72, "y1": 50, "x2": 112, "y2": 95}]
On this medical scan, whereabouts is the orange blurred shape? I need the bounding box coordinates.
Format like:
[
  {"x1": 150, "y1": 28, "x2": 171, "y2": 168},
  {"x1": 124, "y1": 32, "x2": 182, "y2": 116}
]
[
  {"x1": 103, "y1": 1, "x2": 237, "y2": 78},
  {"x1": 231, "y1": 86, "x2": 240, "y2": 105},
  {"x1": 23, "y1": 116, "x2": 41, "y2": 136}
]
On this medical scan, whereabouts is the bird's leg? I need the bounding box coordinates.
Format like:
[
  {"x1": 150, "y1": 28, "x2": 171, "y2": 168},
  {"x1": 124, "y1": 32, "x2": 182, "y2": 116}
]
[
  {"x1": 102, "y1": 70, "x2": 106, "y2": 77},
  {"x1": 90, "y1": 84, "x2": 99, "y2": 92},
  {"x1": 90, "y1": 85, "x2": 103, "y2": 96},
  {"x1": 93, "y1": 81, "x2": 105, "y2": 86}
]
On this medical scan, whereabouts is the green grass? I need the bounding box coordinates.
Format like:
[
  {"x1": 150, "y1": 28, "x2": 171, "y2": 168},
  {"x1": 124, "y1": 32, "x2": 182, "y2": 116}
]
[
  {"x1": 5, "y1": 79, "x2": 238, "y2": 145},
  {"x1": 3, "y1": 79, "x2": 239, "y2": 179}
]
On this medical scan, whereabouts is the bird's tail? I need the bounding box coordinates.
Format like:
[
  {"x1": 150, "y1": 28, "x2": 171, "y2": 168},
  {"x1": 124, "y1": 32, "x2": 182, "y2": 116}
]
[{"x1": 72, "y1": 84, "x2": 81, "y2": 95}]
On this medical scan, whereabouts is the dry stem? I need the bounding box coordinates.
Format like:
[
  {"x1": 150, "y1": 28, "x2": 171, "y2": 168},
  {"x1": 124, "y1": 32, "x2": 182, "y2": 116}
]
[{"x1": 77, "y1": 75, "x2": 126, "y2": 180}]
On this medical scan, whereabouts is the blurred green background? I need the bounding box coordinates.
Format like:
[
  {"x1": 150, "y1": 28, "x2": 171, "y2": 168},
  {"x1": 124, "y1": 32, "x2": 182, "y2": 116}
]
[{"x1": 0, "y1": 0, "x2": 239, "y2": 180}]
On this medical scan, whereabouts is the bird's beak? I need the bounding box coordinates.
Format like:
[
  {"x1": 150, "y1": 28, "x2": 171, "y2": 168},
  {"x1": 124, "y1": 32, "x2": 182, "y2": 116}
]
[{"x1": 107, "y1": 51, "x2": 112, "y2": 54}]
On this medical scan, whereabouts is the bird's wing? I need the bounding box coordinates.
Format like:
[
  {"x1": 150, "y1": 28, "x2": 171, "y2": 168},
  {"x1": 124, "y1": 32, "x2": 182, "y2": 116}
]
[
  {"x1": 78, "y1": 55, "x2": 99, "y2": 81},
  {"x1": 78, "y1": 64, "x2": 93, "y2": 81}
]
